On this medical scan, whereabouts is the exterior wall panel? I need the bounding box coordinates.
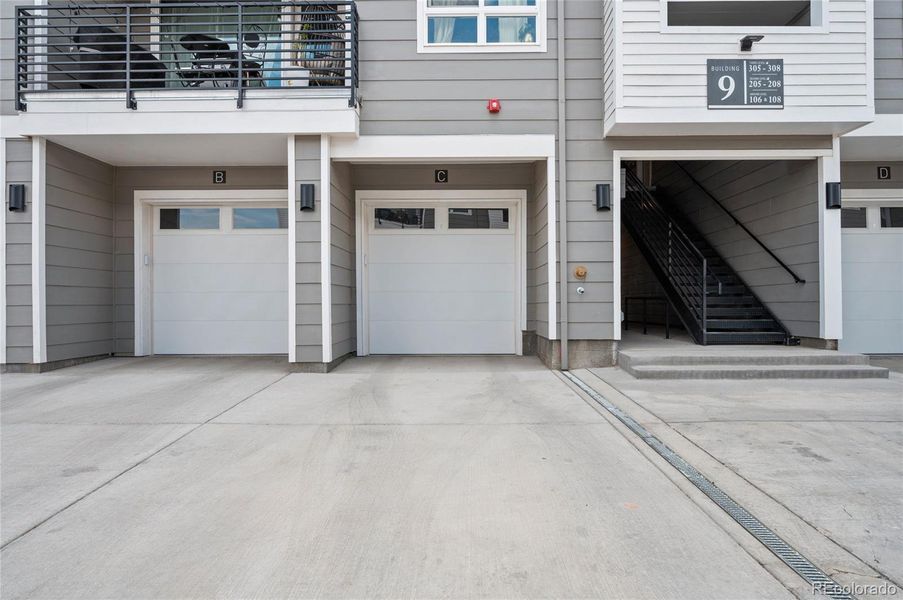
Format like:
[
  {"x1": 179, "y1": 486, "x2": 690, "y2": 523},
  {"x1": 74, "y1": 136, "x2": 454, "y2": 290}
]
[
  {"x1": 44, "y1": 142, "x2": 115, "y2": 362},
  {"x1": 330, "y1": 159, "x2": 356, "y2": 360},
  {"x1": 606, "y1": 0, "x2": 874, "y2": 135},
  {"x1": 294, "y1": 136, "x2": 322, "y2": 363},
  {"x1": 4, "y1": 139, "x2": 33, "y2": 363},
  {"x1": 875, "y1": 0, "x2": 903, "y2": 114},
  {"x1": 356, "y1": 0, "x2": 611, "y2": 342},
  {"x1": 842, "y1": 161, "x2": 903, "y2": 188}
]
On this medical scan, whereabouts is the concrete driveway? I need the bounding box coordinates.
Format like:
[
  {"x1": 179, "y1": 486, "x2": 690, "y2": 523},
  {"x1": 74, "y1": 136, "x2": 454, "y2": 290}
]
[
  {"x1": 0, "y1": 356, "x2": 799, "y2": 599},
  {"x1": 579, "y1": 366, "x2": 903, "y2": 598}
]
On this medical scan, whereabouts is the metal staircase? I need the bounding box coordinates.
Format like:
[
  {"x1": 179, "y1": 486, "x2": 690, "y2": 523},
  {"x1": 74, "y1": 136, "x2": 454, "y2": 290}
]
[{"x1": 622, "y1": 169, "x2": 794, "y2": 345}]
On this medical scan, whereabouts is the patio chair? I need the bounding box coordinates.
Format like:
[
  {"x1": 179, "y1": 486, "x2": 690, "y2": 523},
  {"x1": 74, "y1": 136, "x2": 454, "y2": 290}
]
[
  {"x1": 72, "y1": 25, "x2": 165, "y2": 89},
  {"x1": 288, "y1": 3, "x2": 347, "y2": 87}
]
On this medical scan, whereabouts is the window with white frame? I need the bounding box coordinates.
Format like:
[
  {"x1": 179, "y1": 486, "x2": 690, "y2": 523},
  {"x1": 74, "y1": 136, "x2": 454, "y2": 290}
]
[
  {"x1": 418, "y1": 0, "x2": 546, "y2": 53},
  {"x1": 663, "y1": 0, "x2": 825, "y2": 30}
]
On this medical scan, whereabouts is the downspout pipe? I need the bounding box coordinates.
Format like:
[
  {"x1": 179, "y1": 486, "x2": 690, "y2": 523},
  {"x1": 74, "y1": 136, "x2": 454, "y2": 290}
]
[{"x1": 556, "y1": 0, "x2": 569, "y2": 370}]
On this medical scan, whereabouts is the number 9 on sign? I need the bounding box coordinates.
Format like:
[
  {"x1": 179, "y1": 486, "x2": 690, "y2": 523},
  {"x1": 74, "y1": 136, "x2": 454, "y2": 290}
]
[{"x1": 718, "y1": 75, "x2": 736, "y2": 101}]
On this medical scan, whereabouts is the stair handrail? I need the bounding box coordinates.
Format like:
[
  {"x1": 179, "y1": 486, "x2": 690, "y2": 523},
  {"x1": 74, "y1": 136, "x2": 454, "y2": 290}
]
[
  {"x1": 623, "y1": 170, "x2": 719, "y2": 342},
  {"x1": 672, "y1": 162, "x2": 806, "y2": 284},
  {"x1": 625, "y1": 170, "x2": 724, "y2": 295}
]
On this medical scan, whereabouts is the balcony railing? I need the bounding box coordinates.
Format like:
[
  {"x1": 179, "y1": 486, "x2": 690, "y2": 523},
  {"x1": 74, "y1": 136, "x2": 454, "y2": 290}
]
[{"x1": 15, "y1": 1, "x2": 359, "y2": 110}]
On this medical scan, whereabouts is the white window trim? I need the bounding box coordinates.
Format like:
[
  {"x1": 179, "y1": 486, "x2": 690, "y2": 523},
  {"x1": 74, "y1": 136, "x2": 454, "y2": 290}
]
[
  {"x1": 355, "y1": 190, "x2": 527, "y2": 357},
  {"x1": 132, "y1": 189, "x2": 289, "y2": 357},
  {"x1": 659, "y1": 0, "x2": 829, "y2": 35},
  {"x1": 417, "y1": 0, "x2": 547, "y2": 54}
]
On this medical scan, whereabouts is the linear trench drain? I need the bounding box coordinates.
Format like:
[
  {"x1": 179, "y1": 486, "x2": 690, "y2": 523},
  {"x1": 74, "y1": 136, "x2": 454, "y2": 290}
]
[{"x1": 561, "y1": 371, "x2": 855, "y2": 600}]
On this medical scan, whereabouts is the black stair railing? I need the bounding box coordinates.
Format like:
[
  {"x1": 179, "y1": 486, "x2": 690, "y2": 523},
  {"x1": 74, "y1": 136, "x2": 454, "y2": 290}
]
[
  {"x1": 672, "y1": 162, "x2": 806, "y2": 284},
  {"x1": 623, "y1": 169, "x2": 723, "y2": 344}
]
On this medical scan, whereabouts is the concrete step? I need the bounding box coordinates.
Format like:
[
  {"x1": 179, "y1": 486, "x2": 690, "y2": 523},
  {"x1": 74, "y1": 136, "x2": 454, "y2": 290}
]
[
  {"x1": 624, "y1": 364, "x2": 890, "y2": 380},
  {"x1": 706, "y1": 318, "x2": 780, "y2": 330},
  {"x1": 619, "y1": 351, "x2": 871, "y2": 367}
]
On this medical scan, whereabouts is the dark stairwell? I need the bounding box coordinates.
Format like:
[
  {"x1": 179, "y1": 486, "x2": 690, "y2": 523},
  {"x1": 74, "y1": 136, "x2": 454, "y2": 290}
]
[{"x1": 622, "y1": 168, "x2": 795, "y2": 345}]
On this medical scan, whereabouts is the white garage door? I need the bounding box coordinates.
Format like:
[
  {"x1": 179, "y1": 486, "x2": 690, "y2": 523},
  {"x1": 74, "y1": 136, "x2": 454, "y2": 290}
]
[
  {"x1": 840, "y1": 200, "x2": 903, "y2": 354},
  {"x1": 365, "y1": 202, "x2": 520, "y2": 354},
  {"x1": 153, "y1": 205, "x2": 288, "y2": 354}
]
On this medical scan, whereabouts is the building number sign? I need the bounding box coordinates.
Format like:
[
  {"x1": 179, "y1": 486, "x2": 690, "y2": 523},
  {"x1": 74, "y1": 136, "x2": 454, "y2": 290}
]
[{"x1": 707, "y1": 59, "x2": 784, "y2": 109}]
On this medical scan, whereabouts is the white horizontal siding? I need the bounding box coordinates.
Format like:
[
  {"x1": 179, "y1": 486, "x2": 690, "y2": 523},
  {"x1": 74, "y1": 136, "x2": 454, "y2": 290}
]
[{"x1": 608, "y1": 0, "x2": 873, "y2": 134}]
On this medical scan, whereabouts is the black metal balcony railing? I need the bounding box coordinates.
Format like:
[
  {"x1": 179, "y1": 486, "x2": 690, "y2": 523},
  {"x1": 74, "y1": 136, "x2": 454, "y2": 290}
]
[{"x1": 15, "y1": 1, "x2": 359, "y2": 110}]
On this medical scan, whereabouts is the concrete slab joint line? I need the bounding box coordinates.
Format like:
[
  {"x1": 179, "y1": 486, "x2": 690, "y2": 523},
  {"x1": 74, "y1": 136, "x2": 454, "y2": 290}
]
[{"x1": 560, "y1": 370, "x2": 855, "y2": 600}]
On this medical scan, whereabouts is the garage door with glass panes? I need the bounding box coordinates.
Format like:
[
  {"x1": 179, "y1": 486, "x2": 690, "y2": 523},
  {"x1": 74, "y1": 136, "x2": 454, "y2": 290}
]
[
  {"x1": 152, "y1": 205, "x2": 288, "y2": 354},
  {"x1": 364, "y1": 203, "x2": 519, "y2": 355},
  {"x1": 840, "y1": 200, "x2": 903, "y2": 354}
]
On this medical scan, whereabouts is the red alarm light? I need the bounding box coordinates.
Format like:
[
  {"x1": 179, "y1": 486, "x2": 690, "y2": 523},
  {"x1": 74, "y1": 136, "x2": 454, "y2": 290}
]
[{"x1": 487, "y1": 98, "x2": 501, "y2": 113}]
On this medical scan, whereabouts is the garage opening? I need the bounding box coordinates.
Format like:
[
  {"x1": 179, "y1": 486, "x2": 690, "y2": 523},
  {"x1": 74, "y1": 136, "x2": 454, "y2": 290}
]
[
  {"x1": 840, "y1": 191, "x2": 903, "y2": 354},
  {"x1": 357, "y1": 192, "x2": 526, "y2": 355},
  {"x1": 135, "y1": 190, "x2": 289, "y2": 356}
]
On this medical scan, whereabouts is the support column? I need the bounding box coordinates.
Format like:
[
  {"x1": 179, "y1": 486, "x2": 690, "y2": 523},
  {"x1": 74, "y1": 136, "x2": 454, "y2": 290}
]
[
  {"x1": 320, "y1": 134, "x2": 332, "y2": 364},
  {"x1": 817, "y1": 136, "x2": 843, "y2": 342},
  {"x1": 31, "y1": 136, "x2": 46, "y2": 364},
  {"x1": 287, "y1": 135, "x2": 297, "y2": 362}
]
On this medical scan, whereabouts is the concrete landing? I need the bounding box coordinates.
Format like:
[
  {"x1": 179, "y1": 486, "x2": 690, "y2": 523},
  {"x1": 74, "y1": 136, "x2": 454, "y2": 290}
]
[{"x1": 618, "y1": 331, "x2": 889, "y2": 379}]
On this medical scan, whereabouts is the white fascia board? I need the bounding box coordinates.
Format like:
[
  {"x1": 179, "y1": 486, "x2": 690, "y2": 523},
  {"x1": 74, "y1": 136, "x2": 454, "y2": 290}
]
[
  {"x1": 607, "y1": 110, "x2": 874, "y2": 137},
  {"x1": 332, "y1": 135, "x2": 556, "y2": 162},
  {"x1": 842, "y1": 114, "x2": 903, "y2": 138},
  {"x1": 4, "y1": 104, "x2": 359, "y2": 138}
]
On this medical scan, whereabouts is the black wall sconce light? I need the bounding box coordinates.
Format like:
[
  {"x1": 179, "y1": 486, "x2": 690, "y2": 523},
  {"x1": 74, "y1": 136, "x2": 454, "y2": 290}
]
[
  {"x1": 825, "y1": 182, "x2": 842, "y2": 209},
  {"x1": 596, "y1": 183, "x2": 611, "y2": 211},
  {"x1": 8, "y1": 184, "x2": 26, "y2": 212},
  {"x1": 298, "y1": 183, "x2": 315, "y2": 211},
  {"x1": 740, "y1": 34, "x2": 764, "y2": 51}
]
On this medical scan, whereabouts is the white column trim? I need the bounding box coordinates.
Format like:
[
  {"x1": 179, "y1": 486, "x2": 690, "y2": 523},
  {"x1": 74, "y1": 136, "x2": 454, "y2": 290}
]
[
  {"x1": 546, "y1": 154, "x2": 557, "y2": 341},
  {"x1": 320, "y1": 134, "x2": 333, "y2": 364},
  {"x1": 818, "y1": 137, "x2": 843, "y2": 340},
  {"x1": 287, "y1": 136, "x2": 297, "y2": 362},
  {"x1": 0, "y1": 138, "x2": 7, "y2": 364},
  {"x1": 612, "y1": 153, "x2": 623, "y2": 341},
  {"x1": 31, "y1": 136, "x2": 47, "y2": 363}
]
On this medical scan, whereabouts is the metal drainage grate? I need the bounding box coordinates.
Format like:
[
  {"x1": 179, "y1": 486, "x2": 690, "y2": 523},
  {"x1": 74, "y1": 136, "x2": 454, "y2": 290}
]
[{"x1": 561, "y1": 371, "x2": 855, "y2": 600}]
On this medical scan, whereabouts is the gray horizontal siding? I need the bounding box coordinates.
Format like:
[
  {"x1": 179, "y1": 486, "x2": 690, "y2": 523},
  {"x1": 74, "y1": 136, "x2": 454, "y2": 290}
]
[
  {"x1": 294, "y1": 136, "x2": 322, "y2": 363},
  {"x1": 330, "y1": 159, "x2": 355, "y2": 360},
  {"x1": 113, "y1": 165, "x2": 287, "y2": 356},
  {"x1": 0, "y1": 2, "x2": 15, "y2": 115},
  {"x1": 4, "y1": 139, "x2": 32, "y2": 363},
  {"x1": 875, "y1": 0, "x2": 903, "y2": 114},
  {"x1": 654, "y1": 160, "x2": 821, "y2": 339},
  {"x1": 44, "y1": 142, "x2": 116, "y2": 362},
  {"x1": 356, "y1": 0, "x2": 611, "y2": 341},
  {"x1": 842, "y1": 161, "x2": 903, "y2": 189}
]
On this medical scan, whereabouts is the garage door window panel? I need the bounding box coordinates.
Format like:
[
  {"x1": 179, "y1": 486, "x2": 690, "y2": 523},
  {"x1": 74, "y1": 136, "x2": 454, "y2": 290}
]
[
  {"x1": 448, "y1": 207, "x2": 509, "y2": 229},
  {"x1": 233, "y1": 207, "x2": 289, "y2": 229},
  {"x1": 841, "y1": 207, "x2": 867, "y2": 229},
  {"x1": 880, "y1": 207, "x2": 903, "y2": 228},
  {"x1": 159, "y1": 208, "x2": 220, "y2": 230},
  {"x1": 375, "y1": 208, "x2": 436, "y2": 230}
]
